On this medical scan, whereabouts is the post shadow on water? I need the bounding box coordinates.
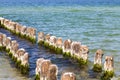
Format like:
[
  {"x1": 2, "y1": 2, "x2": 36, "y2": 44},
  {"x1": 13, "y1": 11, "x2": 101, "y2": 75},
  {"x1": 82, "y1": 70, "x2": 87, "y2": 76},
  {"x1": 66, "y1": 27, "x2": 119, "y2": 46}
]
[{"x1": 0, "y1": 27, "x2": 101, "y2": 80}]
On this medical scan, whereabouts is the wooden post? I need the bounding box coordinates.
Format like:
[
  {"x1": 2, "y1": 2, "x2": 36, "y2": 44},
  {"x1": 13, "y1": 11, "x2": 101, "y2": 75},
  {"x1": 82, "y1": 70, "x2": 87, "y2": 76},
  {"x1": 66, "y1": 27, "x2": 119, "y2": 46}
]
[
  {"x1": 55, "y1": 37, "x2": 63, "y2": 54},
  {"x1": 93, "y1": 49, "x2": 103, "y2": 72},
  {"x1": 40, "y1": 60, "x2": 51, "y2": 80},
  {"x1": 63, "y1": 39, "x2": 72, "y2": 57},
  {"x1": 38, "y1": 32, "x2": 45, "y2": 45},
  {"x1": 61, "y1": 72, "x2": 76, "y2": 80},
  {"x1": 47, "y1": 64, "x2": 58, "y2": 80},
  {"x1": 101, "y1": 56, "x2": 114, "y2": 80}
]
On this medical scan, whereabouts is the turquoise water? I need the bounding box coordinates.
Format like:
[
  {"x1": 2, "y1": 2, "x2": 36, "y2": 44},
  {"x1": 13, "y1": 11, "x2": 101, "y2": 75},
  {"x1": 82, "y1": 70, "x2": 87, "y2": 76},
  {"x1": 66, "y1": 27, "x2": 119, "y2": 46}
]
[{"x1": 0, "y1": 0, "x2": 120, "y2": 80}]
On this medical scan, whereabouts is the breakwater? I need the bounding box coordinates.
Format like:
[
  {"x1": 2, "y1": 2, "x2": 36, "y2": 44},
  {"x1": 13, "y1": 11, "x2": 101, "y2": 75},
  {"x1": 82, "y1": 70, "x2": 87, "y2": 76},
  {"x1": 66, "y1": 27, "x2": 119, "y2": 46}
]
[
  {"x1": 0, "y1": 17, "x2": 115, "y2": 80},
  {"x1": 0, "y1": 32, "x2": 29, "y2": 74}
]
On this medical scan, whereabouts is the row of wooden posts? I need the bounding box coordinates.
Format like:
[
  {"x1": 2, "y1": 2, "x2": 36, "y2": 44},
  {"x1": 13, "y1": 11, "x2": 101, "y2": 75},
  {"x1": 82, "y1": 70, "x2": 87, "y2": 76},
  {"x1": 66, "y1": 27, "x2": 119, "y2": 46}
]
[
  {"x1": 0, "y1": 32, "x2": 29, "y2": 74},
  {"x1": 0, "y1": 32, "x2": 76, "y2": 80},
  {"x1": 0, "y1": 17, "x2": 114, "y2": 80},
  {"x1": 35, "y1": 58, "x2": 76, "y2": 80}
]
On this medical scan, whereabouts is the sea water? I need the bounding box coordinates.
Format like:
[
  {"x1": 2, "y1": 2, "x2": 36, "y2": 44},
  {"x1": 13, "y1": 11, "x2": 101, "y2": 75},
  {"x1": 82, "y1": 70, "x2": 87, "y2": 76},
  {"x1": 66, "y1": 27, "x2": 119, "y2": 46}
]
[{"x1": 0, "y1": 0, "x2": 120, "y2": 80}]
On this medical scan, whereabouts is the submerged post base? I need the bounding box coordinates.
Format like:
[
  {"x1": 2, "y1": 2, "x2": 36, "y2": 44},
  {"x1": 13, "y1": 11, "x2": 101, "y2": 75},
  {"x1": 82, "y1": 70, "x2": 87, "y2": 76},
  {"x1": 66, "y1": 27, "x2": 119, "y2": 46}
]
[
  {"x1": 55, "y1": 47, "x2": 63, "y2": 54},
  {"x1": 77, "y1": 57, "x2": 88, "y2": 65},
  {"x1": 38, "y1": 41, "x2": 44, "y2": 46},
  {"x1": 35, "y1": 74, "x2": 40, "y2": 80},
  {"x1": 63, "y1": 52, "x2": 71, "y2": 57},
  {"x1": 49, "y1": 45, "x2": 56, "y2": 51},
  {"x1": 15, "y1": 60, "x2": 21, "y2": 68},
  {"x1": 101, "y1": 71, "x2": 114, "y2": 80},
  {"x1": 93, "y1": 64, "x2": 102, "y2": 72},
  {"x1": 20, "y1": 64, "x2": 29, "y2": 75},
  {"x1": 0, "y1": 46, "x2": 6, "y2": 51},
  {"x1": 44, "y1": 42, "x2": 50, "y2": 48}
]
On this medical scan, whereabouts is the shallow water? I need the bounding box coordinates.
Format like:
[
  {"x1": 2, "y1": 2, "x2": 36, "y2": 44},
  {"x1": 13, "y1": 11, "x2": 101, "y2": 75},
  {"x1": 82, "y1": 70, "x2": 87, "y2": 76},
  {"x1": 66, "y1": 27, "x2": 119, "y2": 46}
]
[
  {"x1": 0, "y1": 0, "x2": 120, "y2": 80},
  {"x1": 0, "y1": 52, "x2": 29, "y2": 80},
  {"x1": 0, "y1": 28, "x2": 98, "y2": 80}
]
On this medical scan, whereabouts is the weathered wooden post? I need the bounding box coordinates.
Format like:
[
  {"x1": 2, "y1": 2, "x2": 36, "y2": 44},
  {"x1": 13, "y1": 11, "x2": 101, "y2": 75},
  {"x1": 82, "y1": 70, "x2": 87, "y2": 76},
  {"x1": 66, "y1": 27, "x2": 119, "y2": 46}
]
[
  {"x1": 9, "y1": 21, "x2": 17, "y2": 33},
  {"x1": 55, "y1": 37, "x2": 63, "y2": 54},
  {"x1": 79, "y1": 45, "x2": 89, "y2": 65},
  {"x1": 101, "y1": 56, "x2": 114, "y2": 80},
  {"x1": 38, "y1": 32, "x2": 45, "y2": 45},
  {"x1": 44, "y1": 34, "x2": 50, "y2": 48},
  {"x1": 49, "y1": 36, "x2": 57, "y2": 51},
  {"x1": 35, "y1": 58, "x2": 45, "y2": 80},
  {"x1": 0, "y1": 17, "x2": 3, "y2": 25},
  {"x1": 26, "y1": 27, "x2": 36, "y2": 43},
  {"x1": 2, "y1": 19, "x2": 9, "y2": 29},
  {"x1": 5, "y1": 37, "x2": 11, "y2": 52},
  {"x1": 40, "y1": 59, "x2": 51, "y2": 80},
  {"x1": 2, "y1": 34, "x2": 7, "y2": 48},
  {"x1": 62, "y1": 39, "x2": 72, "y2": 57},
  {"x1": 16, "y1": 48, "x2": 26, "y2": 68},
  {"x1": 15, "y1": 23, "x2": 22, "y2": 36},
  {"x1": 71, "y1": 41, "x2": 81, "y2": 58},
  {"x1": 20, "y1": 52, "x2": 29, "y2": 74},
  {"x1": 93, "y1": 49, "x2": 103, "y2": 72},
  {"x1": 10, "y1": 40, "x2": 19, "y2": 59},
  {"x1": 0, "y1": 33, "x2": 7, "y2": 51},
  {"x1": 47, "y1": 64, "x2": 58, "y2": 80},
  {"x1": 61, "y1": 72, "x2": 76, "y2": 80},
  {"x1": 70, "y1": 41, "x2": 89, "y2": 65},
  {"x1": 0, "y1": 33, "x2": 3, "y2": 50},
  {"x1": 20, "y1": 25, "x2": 27, "y2": 38}
]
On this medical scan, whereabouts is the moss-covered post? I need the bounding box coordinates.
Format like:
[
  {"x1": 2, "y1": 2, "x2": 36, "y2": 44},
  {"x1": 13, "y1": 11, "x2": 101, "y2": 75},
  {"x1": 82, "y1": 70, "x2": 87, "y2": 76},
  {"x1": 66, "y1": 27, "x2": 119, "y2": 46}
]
[
  {"x1": 0, "y1": 17, "x2": 4, "y2": 26},
  {"x1": 26, "y1": 27, "x2": 36, "y2": 43},
  {"x1": 55, "y1": 37, "x2": 63, "y2": 54},
  {"x1": 0, "y1": 33, "x2": 4, "y2": 51},
  {"x1": 14, "y1": 23, "x2": 21, "y2": 36},
  {"x1": 7, "y1": 21, "x2": 16, "y2": 34},
  {"x1": 30, "y1": 27, "x2": 36, "y2": 43},
  {"x1": 0, "y1": 18, "x2": 5, "y2": 28},
  {"x1": 61, "y1": 72, "x2": 76, "y2": 80},
  {"x1": 70, "y1": 41, "x2": 89, "y2": 65},
  {"x1": 93, "y1": 49, "x2": 103, "y2": 72},
  {"x1": 10, "y1": 40, "x2": 19, "y2": 59},
  {"x1": 79, "y1": 45, "x2": 89, "y2": 65},
  {"x1": 2, "y1": 34, "x2": 7, "y2": 48},
  {"x1": 62, "y1": 39, "x2": 72, "y2": 57},
  {"x1": 101, "y1": 56, "x2": 114, "y2": 80},
  {"x1": 40, "y1": 59, "x2": 51, "y2": 80},
  {"x1": 47, "y1": 64, "x2": 58, "y2": 80},
  {"x1": 44, "y1": 34, "x2": 50, "y2": 48},
  {"x1": 15, "y1": 48, "x2": 26, "y2": 68},
  {"x1": 0, "y1": 17, "x2": 2, "y2": 25},
  {"x1": 71, "y1": 41, "x2": 81, "y2": 59},
  {"x1": 38, "y1": 32, "x2": 45, "y2": 46},
  {"x1": 49, "y1": 36, "x2": 57, "y2": 51},
  {"x1": 5, "y1": 37, "x2": 11, "y2": 52},
  {"x1": 35, "y1": 58, "x2": 45, "y2": 80},
  {"x1": 20, "y1": 25, "x2": 27, "y2": 38},
  {"x1": 3, "y1": 19, "x2": 10, "y2": 30},
  {"x1": 0, "y1": 18, "x2": 37, "y2": 44},
  {"x1": 20, "y1": 52, "x2": 29, "y2": 74}
]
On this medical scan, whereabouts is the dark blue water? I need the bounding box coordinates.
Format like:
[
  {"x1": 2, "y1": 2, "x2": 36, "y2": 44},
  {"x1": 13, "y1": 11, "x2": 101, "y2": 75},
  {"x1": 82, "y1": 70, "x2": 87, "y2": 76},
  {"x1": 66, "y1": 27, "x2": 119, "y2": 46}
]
[
  {"x1": 0, "y1": 0, "x2": 120, "y2": 80},
  {"x1": 0, "y1": 0, "x2": 120, "y2": 7}
]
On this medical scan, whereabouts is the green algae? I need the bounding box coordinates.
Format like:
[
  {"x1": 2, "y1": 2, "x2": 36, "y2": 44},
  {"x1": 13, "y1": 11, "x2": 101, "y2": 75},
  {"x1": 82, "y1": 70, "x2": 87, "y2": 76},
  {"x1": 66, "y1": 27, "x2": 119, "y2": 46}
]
[
  {"x1": 55, "y1": 47, "x2": 63, "y2": 54},
  {"x1": 101, "y1": 70, "x2": 114, "y2": 80},
  {"x1": 20, "y1": 64, "x2": 29, "y2": 75},
  {"x1": 35, "y1": 74, "x2": 40, "y2": 80}
]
